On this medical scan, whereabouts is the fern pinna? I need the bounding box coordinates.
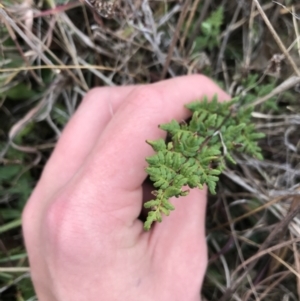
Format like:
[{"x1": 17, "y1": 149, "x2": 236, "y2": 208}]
[{"x1": 144, "y1": 96, "x2": 264, "y2": 230}]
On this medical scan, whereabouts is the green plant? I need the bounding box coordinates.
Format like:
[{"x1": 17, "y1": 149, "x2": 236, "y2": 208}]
[
  {"x1": 193, "y1": 6, "x2": 224, "y2": 52},
  {"x1": 238, "y1": 74, "x2": 278, "y2": 111},
  {"x1": 143, "y1": 96, "x2": 265, "y2": 230}
]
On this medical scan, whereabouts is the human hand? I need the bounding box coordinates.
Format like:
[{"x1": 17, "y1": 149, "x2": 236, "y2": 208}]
[{"x1": 22, "y1": 75, "x2": 229, "y2": 301}]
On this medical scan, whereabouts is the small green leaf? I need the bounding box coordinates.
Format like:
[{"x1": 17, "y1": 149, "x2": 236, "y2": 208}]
[
  {"x1": 2, "y1": 83, "x2": 38, "y2": 100},
  {"x1": 160, "y1": 207, "x2": 170, "y2": 216},
  {"x1": 162, "y1": 199, "x2": 175, "y2": 210},
  {"x1": 146, "y1": 139, "x2": 166, "y2": 151},
  {"x1": 159, "y1": 120, "x2": 181, "y2": 135},
  {"x1": 144, "y1": 212, "x2": 157, "y2": 231},
  {"x1": 207, "y1": 181, "x2": 217, "y2": 194},
  {"x1": 144, "y1": 200, "x2": 160, "y2": 208},
  {"x1": 156, "y1": 211, "x2": 162, "y2": 222}
]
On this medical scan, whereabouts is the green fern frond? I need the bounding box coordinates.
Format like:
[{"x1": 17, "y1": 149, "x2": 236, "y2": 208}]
[
  {"x1": 193, "y1": 7, "x2": 224, "y2": 52},
  {"x1": 144, "y1": 96, "x2": 264, "y2": 230}
]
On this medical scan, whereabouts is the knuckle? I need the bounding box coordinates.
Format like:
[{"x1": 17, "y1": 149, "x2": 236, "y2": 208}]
[
  {"x1": 43, "y1": 194, "x2": 87, "y2": 259},
  {"x1": 82, "y1": 87, "x2": 103, "y2": 103},
  {"x1": 43, "y1": 188, "x2": 110, "y2": 259},
  {"x1": 81, "y1": 86, "x2": 112, "y2": 105},
  {"x1": 126, "y1": 86, "x2": 164, "y2": 112},
  {"x1": 189, "y1": 73, "x2": 207, "y2": 82}
]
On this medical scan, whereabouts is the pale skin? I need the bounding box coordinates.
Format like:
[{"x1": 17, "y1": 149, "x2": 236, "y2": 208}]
[{"x1": 22, "y1": 75, "x2": 229, "y2": 301}]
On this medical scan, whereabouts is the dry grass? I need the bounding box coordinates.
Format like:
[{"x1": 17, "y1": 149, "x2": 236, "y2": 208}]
[{"x1": 0, "y1": 0, "x2": 300, "y2": 300}]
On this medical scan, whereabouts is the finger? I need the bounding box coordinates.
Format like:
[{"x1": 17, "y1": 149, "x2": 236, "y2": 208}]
[
  {"x1": 40, "y1": 86, "x2": 135, "y2": 192},
  {"x1": 77, "y1": 75, "x2": 229, "y2": 225},
  {"x1": 150, "y1": 187, "x2": 208, "y2": 262},
  {"x1": 149, "y1": 189, "x2": 209, "y2": 288}
]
